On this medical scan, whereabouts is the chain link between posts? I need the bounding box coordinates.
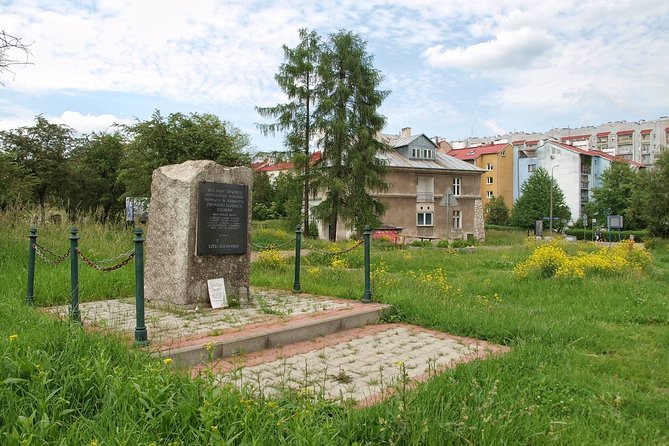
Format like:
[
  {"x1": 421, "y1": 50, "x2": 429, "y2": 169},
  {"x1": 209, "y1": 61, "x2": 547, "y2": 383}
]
[
  {"x1": 33, "y1": 243, "x2": 70, "y2": 265},
  {"x1": 304, "y1": 239, "x2": 364, "y2": 256},
  {"x1": 75, "y1": 248, "x2": 135, "y2": 272},
  {"x1": 251, "y1": 238, "x2": 296, "y2": 251}
]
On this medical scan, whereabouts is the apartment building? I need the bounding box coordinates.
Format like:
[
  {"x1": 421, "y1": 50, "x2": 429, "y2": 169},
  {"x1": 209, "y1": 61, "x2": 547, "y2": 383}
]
[{"x1": 454, "y1": 117, "x2": 669, "y2": 167}]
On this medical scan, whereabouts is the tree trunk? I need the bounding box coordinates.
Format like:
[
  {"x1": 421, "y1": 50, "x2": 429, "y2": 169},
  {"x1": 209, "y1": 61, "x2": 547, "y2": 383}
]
[
  {"x1": 303, "y1": 94, "x2": 310, "y2": 237},
  {"x1": 329, "y1": 211, "x2": 338, "y2": 242}
]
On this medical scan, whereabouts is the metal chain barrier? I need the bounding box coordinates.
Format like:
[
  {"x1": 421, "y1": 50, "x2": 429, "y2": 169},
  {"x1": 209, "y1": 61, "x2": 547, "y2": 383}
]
[
  {"x1": 251, "y1": 238, "x2": 296, "y2": 251},
  {"x1": 304, "y1": 239, "x2": 364, "y2": 256},
  {"x1": 33, "y1": 243, "x2": 71, "y2": 264},
  {"x1": 75, "y1": 247, "x2": 135, "y2": 272}
]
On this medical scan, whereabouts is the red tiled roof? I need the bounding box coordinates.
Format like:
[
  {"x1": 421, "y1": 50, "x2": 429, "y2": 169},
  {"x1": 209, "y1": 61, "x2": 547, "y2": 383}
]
[
  {"x1": 595, "y1": 151, "x2": 645, "y2": 168},
  {"x1": 252, "y1": 151, "x2": 322, "y2": 173},
  {"x1": 640, "y1": 129, "x2": 652, "y2": 135},
  {"x1": 448, "y1": 143, "x2": 510, "y2": 160},
  {"x1": 561, "y1": 134, "x2": 591, "y2": 141},
  {"x1": 596, "y1": 132, "x2": 610, "y2": 137},
  {"x1": 549, "y1": 141, "x2": 591, "y2": 156},
  {"x1": 616, "y1": 130, "x2": 634, "y2": 136},
  {"x1": 547, "y1": 141, "x2": 644, "y2": 168},
  {"x1": 257, "y1": 161, "x2": 293, "y2": 172},
  {"x1": 525, "y1": 140, "x2": 539, "y2": 145},
  {"x1": 512, "y1": 140, "x2": 526, "y2": 144}
]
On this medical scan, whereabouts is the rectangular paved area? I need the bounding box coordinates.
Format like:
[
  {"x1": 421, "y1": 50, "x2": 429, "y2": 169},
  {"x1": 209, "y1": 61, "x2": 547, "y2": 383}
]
[
  {"x1": 46, "y1": 288, "x2": 353, "y2": 348},
  {"x1": 207, "y1": 324, "x2": 509, "y2": 407}
]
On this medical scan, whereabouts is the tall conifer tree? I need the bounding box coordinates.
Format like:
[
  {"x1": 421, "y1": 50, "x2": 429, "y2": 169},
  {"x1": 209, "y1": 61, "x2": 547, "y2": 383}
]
[
  {"x1": 256, "y1": 29, "x2": 321, "y2": 236},
  {"x1": 313, "y1": 31, "x2": 389, "y2": 240}
]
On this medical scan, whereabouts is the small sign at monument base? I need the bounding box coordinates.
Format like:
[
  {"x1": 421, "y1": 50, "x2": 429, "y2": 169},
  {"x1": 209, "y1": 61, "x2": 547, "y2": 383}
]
[{"x1": 207, "y1": 278, "x2": 228, "y2": 309}]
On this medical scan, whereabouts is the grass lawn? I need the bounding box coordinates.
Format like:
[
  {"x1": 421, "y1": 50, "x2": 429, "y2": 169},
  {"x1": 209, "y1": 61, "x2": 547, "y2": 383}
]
[{"x1": 1, "y1": 216, "x2": 668, "y2": 445}]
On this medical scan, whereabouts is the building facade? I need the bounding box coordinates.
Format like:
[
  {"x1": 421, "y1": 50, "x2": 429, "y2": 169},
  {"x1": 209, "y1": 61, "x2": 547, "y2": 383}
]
[
  {"x1": 447, "y1": 143, "x2": 515, "y2": 209},
  {"x1": 310, "y1": 128, "x2": 486, "y2": 241},
  {"x1": 453, "y1": 117, "x2": 669, "y2": 167}
]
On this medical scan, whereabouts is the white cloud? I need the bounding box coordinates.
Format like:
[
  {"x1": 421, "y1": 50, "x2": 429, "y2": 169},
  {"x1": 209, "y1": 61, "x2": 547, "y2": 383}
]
[
  {"x1": 54, "y1": 111, "x2": 133, "y2": 134},
  {"x1": 483, "y1": 119, "x2": 506, "y2": 135},
  {"x1": 0, "y1": 110, "x2": 133, "y2": 134},
  {"x1": 423, "y1": 28, "x2": 556, "y2": 70},
  {"x1": 1, "y1": 0, "x2": 668, "y2": 143}
]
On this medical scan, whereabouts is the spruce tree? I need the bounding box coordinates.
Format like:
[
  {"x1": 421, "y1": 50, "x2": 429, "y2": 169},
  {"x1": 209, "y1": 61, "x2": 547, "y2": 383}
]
[{"x1": 313, "y1": 30, "x2": 390, "y2": 240}]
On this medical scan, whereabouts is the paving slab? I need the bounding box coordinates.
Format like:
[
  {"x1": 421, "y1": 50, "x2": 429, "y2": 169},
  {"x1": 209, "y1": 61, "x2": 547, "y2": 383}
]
[
  {"x1": 196, "y1": 323, "x2": 509, "y2": 407},
  {"x1": 44, "y1": 288, "x2": 368, "y2": 350}
]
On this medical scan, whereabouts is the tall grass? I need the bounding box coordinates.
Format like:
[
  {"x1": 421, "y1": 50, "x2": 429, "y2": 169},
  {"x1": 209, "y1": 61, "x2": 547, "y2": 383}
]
[{"x1": 1, "y1": 213, "x2": 668, "y2": 444}]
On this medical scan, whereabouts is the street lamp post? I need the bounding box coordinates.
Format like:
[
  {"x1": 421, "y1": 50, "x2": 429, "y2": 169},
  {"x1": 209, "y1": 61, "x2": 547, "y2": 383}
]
[{"x1": 550, "y1": 164, "x2": 559, "y2": 234}]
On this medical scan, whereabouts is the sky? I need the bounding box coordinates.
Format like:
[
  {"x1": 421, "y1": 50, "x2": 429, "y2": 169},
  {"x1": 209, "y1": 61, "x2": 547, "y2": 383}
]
[{"x1": 1, "y1": 0, "x2": 668, "y2": 152}]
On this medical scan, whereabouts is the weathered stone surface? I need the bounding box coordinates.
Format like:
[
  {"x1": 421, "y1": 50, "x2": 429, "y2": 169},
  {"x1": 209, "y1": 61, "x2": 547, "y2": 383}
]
[
  {"x1": 145, "y1": 160, "x2": 253, "y2": 307},
  {"x1": 473, "y1": 198, "x2": 486, "y2": 241}
]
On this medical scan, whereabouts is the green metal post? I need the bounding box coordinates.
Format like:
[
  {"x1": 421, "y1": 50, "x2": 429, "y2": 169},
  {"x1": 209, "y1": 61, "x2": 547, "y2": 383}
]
[
  {"x1": 69, "y1": 227, "x2": 81, "y2": 323},
  {"x1": 362, "y1": 225, "x2": 372, "y2": 303},
  {"x1": 293, "y1": 224, "x2": 302, "y2": 293},
  {"x1": 26, "y1": 228, "x2": 37, "y2": 305},
  {"x1": 134, "y1": 228, "x2": 148, "y2": 346}
]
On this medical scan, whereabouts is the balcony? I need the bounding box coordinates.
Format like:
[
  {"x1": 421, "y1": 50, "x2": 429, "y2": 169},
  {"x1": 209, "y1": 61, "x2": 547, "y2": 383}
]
[
  {"x1": 416, "y1": 192, "x2": 434, "y2": 203},
  {"x1": 617, "y1": 145, "x2": 633, "y2": 155}
]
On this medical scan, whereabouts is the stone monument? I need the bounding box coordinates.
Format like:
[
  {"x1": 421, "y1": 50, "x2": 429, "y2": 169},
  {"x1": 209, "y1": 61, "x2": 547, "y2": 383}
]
[{"x1": 145, "y1": 160, "x2": 253, "y2": 307}]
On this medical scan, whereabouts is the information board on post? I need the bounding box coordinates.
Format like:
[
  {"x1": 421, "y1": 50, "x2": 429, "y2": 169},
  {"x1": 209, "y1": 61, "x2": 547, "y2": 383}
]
[{"x1": 196, "y1": 181, "x2": 248, "y2": 255}]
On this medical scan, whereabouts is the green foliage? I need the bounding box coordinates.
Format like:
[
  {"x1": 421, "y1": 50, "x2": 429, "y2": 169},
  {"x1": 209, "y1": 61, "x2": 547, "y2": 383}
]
[
  {"x1": 313, "y1": 30, "x2": 390, "y2": 239},
  {"x1": 1, "y1": 217, "x2": 669, "y2": 444},
  {"x1": 118, "y1": 110, "x2": 251, "y2": 197},
  {"x1": 67, "y1": 131, "x2": 125, "y2": 222},
  {"x1": 484, "y1": 195, "x2": 510, "y2": 225},
  {"x1": 633, "y1": 149, "x2": 669, "y2": 237},
  {"x1": 587, "y1": 161, "x2": 643, "y2": 229},
  {"x1": 0, "y1": 116, "x2": 75, "y2": 221},
  {"x1": 510, "y1": 167, "x2": 571, "y2": 230},
  {"x1": 252, "y1": 172, "x2": 276, "y2": 220},
  {"x1": 564, "y1": 228, "x2": 649, "y2": 242},
  {"x1": 273, "y1": 172, "x2": 303, "y2": 226},
  {"x1": 256, "y1": 29, "x2": 321, "y2": 236},
  {"x1": 0, "y1": 153, "x2": 36, "y2": 209}
]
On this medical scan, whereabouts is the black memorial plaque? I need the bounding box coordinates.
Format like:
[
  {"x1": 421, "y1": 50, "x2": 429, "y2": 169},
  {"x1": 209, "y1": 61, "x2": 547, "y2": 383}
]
[{"x1": 196, "y1": 182, "x2": 248, "y2": 255}]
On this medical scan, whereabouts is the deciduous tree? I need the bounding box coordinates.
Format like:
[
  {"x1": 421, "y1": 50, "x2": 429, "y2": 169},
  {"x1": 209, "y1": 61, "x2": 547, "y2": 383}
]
[
  {"x1": 1, "y1": 30, "x2": 31, "y2": 84},
  {"x1": 484, "y1": 195, "x2": 510, "y2": 225},
  {"x1": 68, "y1": 131, "x2": 125, "y2": 222},
  {"x1": 0, "y1": 116, "x2": 75, "y2": 221},
  {"x1": 633, "y1": 149, "x2": 669, "y2": 236},
  {"x1": 510, "y1": 167, "x2": 570, "y2": 230},
  {"x1": 118, "y1": 111, "x2": 251, "y2": 196},
  {"x1": 585, "y1": 161, "x2": 642, "y2": 229}
]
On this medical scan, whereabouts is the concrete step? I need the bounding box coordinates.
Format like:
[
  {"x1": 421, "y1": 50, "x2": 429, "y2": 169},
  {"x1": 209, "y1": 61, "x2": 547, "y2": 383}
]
[{"x1": 161, "y1": 302, "x2": 388, "y2": 366}]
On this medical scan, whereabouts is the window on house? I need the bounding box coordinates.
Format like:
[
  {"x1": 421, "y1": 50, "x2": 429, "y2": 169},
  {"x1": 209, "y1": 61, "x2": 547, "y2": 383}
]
[
  {"x1": 501, "y1": 150, "x2": 506, "y2": 157},
  {"x1": 453, "y1": 177, "x2": 462, "y2": 196},
  {"x1": 486, "y1": 191, "x2": 494, "y2": 199},
  {"x1": 416, "y1": 176, "x2": 434, "y2": 202},
  {"x1": 417, "y1": 212, "x2": 433, "y2": 226},
  {"x1": 528, "y1": 163, "x2": 536, "y2": 172},
  {"x1": 486, "y1": 163, "x2": 494, "y2": 171},
  {"x1": 486, "y1": 177, "x2": 494, "y2": 184},
  {"x1": 452, "y1": 210, "x2": 462, "y2": 229}
]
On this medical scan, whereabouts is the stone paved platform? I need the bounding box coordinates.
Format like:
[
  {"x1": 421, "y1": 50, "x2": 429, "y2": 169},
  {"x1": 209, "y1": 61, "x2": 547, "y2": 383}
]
[
  {"x1": 198, "y1": 323, "x2": 508, "y2": 407},
  {"x1": 46, "y1": 289, "x2": 509, "y2": 406},
  {"x1": 46, "y1": 288, "x2": 354, "y2": 349}
]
